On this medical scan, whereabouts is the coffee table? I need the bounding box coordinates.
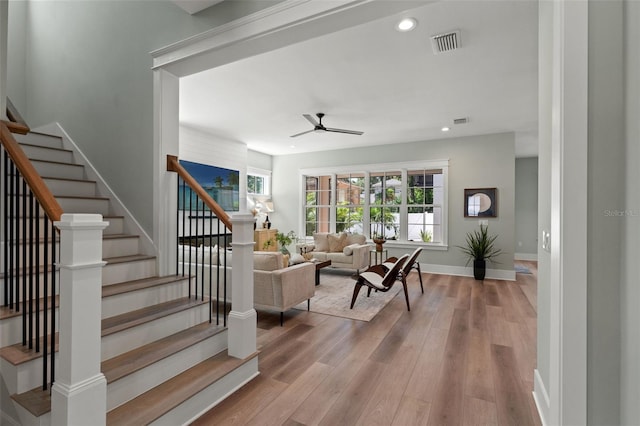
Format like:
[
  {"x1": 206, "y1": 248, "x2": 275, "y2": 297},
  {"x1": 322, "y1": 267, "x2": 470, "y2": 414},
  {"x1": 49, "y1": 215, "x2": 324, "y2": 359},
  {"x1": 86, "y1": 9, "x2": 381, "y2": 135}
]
[{"x1": 313, "y1": 260, "x2": 331, "y2": 285}]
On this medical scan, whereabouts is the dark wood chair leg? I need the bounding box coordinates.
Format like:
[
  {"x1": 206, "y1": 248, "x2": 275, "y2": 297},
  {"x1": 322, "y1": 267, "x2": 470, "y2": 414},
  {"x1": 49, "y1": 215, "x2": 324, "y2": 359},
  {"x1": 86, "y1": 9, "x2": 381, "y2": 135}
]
[
  {"x1": 350, "y1": 282, "x2": 363, "y2": 309},
  {"x1": 402, "y1": 279, "x2": 410, "y2": 311},
  {"x1": 416, "y1": 263, "x2": 424, "y2": 293},
  {"x1": 367, "y1": 287, "x2": 372, "y2": 297},
  {"x1": 280, "y1": 312, "x2": 284, "y2": 326},
  {"x1": 307, "y1": 299, "x2": 310, "y2": 311}
]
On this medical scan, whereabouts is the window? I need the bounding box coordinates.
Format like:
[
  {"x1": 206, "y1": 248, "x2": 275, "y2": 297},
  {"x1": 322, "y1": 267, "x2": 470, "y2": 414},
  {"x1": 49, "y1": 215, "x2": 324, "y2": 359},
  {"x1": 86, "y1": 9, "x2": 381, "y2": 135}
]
[
  {"x1": 301, "y1": 161, "x2": 448, "y2": 247},
  {"x1": 305, "y1": 175, "x2": 331, "y2": 236},
  {"x1": 336, "y1": 173, "x2": 364, "y2": 234},
  {"x1": 407, "y1": 169, "x2": 444, "y2": 243},
  {"x1": 247, "y1": 168, "x2": 271, "y2": 197}
]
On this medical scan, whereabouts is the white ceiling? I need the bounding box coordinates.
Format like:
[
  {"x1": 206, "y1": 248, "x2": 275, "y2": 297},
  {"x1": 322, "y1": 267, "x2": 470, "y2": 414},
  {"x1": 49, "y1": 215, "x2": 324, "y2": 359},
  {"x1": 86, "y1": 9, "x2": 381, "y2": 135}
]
[{"x1": 180, "y1": 0, "x2": 539, "y2": 157}]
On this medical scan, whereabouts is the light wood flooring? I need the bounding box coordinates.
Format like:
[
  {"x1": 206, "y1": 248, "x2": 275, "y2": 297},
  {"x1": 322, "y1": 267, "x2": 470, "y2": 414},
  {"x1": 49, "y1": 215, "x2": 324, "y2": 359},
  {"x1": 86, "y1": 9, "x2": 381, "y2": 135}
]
[{"x1": 192, "y1": 261, "x2": 541, "y2": 426}]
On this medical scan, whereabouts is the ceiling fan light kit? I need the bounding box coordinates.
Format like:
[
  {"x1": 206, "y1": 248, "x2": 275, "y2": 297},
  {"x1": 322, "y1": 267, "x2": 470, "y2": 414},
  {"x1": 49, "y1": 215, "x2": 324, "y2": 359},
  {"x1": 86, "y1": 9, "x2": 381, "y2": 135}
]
[{"x1": 290, "y1": 113, "x2": 364, "y2": 138}]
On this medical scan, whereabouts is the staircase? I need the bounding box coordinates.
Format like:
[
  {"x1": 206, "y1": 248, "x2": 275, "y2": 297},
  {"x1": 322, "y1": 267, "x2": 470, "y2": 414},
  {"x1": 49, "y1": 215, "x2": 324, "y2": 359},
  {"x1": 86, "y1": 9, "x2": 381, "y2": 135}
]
[{"x1": 0, "y1": 129, "x2": 258, "y2": 425}]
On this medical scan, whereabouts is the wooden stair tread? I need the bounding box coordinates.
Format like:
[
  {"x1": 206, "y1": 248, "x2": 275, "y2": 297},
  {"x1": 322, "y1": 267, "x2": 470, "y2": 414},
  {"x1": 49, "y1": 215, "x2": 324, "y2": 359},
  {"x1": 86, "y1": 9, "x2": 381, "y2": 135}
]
[
  {"x1": 28, "y1": 131, "x2": 62, "y2": 139},
  {"x1": 102, "y1": 233, "x2": 139, "y2": 241},
  {"x1": 0, "y1": 333, "x2": 59, "y2": 365},
  {"x1": 55, "y1": 194, "x2": 109, "y2": 201},
  {"x1": 102, "y1": 322, "x2": 225, "y2": 383},
  {"x1": 102, "y1": 275, "x2": 186, "y2": 298},
  {"x1": 42, "y1": 176, "x2": 97, "y2": 184},
  {"x1": 0, "y1": 295, "x2": 59, "y2": 321},
  {"x1": 104, "y1": 254, "x2": 155, "y2": 265},
  {"x1": 30, "y1": 158, "x2": 83, "y2": 167},
  {"x1": 102, "y1": 297, "x2": 208, "y2": 336},
  {"x1": 18, "y1": 142, "x2": 72, "y2": 154},
  {"x1": 11, "y1": 386, "x2": 51, "y2": 417},
  {"x1": 106, "y1": 351, "x2": 258, "y2": 426}
]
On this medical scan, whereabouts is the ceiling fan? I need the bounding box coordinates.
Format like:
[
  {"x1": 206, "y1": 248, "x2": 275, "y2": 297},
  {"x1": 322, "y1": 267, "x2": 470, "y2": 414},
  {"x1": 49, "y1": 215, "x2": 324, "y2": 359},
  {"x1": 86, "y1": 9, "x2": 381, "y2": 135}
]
[{"x1": 290, "y1": 113, "x2": 364, "y2": 138}]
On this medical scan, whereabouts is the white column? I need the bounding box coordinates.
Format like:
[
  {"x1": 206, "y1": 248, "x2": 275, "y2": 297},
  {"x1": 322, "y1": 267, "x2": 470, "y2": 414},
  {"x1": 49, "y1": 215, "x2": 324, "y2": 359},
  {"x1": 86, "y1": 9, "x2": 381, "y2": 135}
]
[
  {"x1": 153, "y1": 68, "x2": 179, "y2": 277},
  {"x1": 0, "y1": 0, "x2": 8, "y2": 119},
  {"x1": 227, "y1": 213, "x2": 256, "y2": 359},
  {"x1": 51, "y1": 214, "x2": 108, "y2": 426}
]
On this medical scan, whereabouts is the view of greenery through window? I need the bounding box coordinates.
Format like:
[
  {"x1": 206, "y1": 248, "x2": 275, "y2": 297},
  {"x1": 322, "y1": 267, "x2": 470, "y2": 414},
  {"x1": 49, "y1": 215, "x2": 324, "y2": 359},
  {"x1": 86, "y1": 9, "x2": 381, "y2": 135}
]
[
  {"x1": 247, "y1": 175, "x2": 265, "y2": 195},
  {"x1": 303, "y1": 165, "x2": 446, "y2": 244}
]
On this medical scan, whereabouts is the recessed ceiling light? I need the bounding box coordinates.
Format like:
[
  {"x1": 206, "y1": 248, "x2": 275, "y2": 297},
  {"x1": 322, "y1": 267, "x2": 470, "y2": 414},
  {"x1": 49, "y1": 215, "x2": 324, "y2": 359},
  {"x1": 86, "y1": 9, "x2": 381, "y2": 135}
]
[
  {"x1": 441, "y1": 127, "x2": 450, "y2": 132},
  {"x1": 396, "y1": 18, "x2": 417, "y2": 32}
]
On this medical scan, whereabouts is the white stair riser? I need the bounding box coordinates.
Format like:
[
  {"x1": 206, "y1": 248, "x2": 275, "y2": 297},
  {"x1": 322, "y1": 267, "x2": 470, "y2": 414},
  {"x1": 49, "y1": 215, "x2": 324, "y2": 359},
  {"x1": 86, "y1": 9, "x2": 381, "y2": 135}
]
[
  {"x1": 103, "y1": 258, "x2": 156, "y2": 285},
  {"x1": 0, "y1": 309, "x2": 59, "y2": 347},
  {"x1": 102, "y1": 237, "x2": 139, "y2": 258},
  {"x1": 13, "y1": 402, "x2": 51, "y2": 426},
  {"x1": 102, "y1": 280, "x2": 188, "y2": 318},
  {"x1": 31, "y1": 161, "x2": 84, "y2": 180},
  {"x1": 44, "y1": 178, "x2": 96, "y2": 197},
  {"x1": 150, "y1": 357, "x2": 259, "y2": 426},
  {"x1": 5, "y1": 236, "x2": 137, "y2": 271},
  {"x1": 104, "y1": 217, "x2": 125, "y2": 235},
  {"x1": 57, "y1": 197, "x2": 109, "y2": 216},
  {"x1": 0, "y1": 353, "x2": 59, "y2": 395},
  {"x1": 101, "y1": 303, "x2": 211, "y2": 360},
  {"x1": 14, "y1": 133, "x2": 63, "y2": 150},
  {"x1": 19, "y1": 145, "x2": 73, "y2": 164},
  {"x1": 0, "y1": 272, "x2": 59, "y2": 305},
  {"x1": 107, "y1": 331, "x2": 228, "y2": 411}
]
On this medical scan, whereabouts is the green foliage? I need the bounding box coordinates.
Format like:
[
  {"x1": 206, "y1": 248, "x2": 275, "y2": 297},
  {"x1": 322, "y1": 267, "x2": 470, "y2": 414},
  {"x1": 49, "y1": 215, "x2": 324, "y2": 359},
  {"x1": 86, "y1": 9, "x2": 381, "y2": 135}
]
[
  {"x1": 276, "y1": 230, "x2": 296, "y2": 247},
  {"x1": 420, "y1": 229, "x2": 432, "y2": 242},
  {"x1": 457, "y1": 225, "x2": 502, "y2": 264}
]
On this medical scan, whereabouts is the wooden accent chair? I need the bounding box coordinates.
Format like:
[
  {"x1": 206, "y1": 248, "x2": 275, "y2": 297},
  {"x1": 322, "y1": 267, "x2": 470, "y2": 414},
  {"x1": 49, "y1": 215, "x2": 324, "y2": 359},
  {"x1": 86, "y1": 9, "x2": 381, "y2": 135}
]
[
  {"x1": 350, "y1": 254, "x2": 410, "y2": 311},
  {"x1": 382, "y1": 247, "x2": 424, "y2": 294}
]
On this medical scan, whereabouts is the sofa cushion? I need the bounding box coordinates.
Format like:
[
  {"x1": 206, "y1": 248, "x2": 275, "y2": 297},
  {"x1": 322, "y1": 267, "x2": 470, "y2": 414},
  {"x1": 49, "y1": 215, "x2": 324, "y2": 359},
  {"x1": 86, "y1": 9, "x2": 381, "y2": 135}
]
[
  {"x1": 328, "y1": 233, "x2": 347, "y2": 252},
  {"x1": 313, "y1": 232, "x2": 329, "y2": 252},
  {"x1": 327, "y1": 252, "x2": 354, "y2": 264},
  {"x1": 254, "y1": 251, "x2": 284, "y2": 271},
  {"x1": 345, "y1": 233, "x2": 366, "y2": 245},
  {"x1": 343, "y1": 243, "x2": 360, "y2": 256}
]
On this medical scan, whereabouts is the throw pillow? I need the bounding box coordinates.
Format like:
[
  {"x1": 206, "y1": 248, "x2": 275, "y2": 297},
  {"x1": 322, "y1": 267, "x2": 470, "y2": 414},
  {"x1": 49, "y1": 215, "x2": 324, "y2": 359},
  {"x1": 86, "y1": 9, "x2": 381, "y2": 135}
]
[
  {"x1": 302, "y1": 252, "x2": 314, "y2": 261},
  {"x1": 345, "y1": 233, "x2": 366, "y2": 245},
  {"x1": 343, "y1": 243, "x2": 360, "y2": 256},
  {"x1": 328, "y1": 233, "x2": 347, "y2": 252},
  {"x1": 313, "y1": 232, "x2": 329, "y2": 252},
  {"x1": 282, "y1": 254, "x2": 290, "y2": 268},
  {"x1": 290, "y1": 253, "x2": 305, "y2": 265}
]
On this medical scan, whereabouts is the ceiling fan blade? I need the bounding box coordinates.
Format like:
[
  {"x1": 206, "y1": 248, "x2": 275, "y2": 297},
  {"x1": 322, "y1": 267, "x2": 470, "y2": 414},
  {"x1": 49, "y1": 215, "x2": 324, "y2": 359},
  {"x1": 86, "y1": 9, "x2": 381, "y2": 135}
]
[
  {"x1": 303, "y1": 114, "x2": 319, "y2": 126},
  {"x1": 290, "y1": 129, "x2": 316, "y2": 138},
  {"x1": 325, "y1": 127, "x2": 364, "y2": 136}
]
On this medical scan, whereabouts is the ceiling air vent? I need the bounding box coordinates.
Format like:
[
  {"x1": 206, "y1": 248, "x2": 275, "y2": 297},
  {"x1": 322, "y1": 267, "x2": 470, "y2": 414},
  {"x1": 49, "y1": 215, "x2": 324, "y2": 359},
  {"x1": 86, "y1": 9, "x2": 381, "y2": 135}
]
[
  {"x1": 430, "y1": 30, "x2": 461, "y2": 54},
  {"x1": 453, "y1": 117, "x2": 469, "y2": 125}
]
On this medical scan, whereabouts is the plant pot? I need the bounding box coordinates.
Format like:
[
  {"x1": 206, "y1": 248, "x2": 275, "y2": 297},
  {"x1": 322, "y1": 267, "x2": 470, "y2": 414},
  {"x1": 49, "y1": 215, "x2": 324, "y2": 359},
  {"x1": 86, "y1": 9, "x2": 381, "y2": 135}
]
[
  {"x1": 373, "y1": 238, "x2": 385, "y2": 252},
  {"x1": 473, "y1": 259, "x2": 486, "y2": 280}
]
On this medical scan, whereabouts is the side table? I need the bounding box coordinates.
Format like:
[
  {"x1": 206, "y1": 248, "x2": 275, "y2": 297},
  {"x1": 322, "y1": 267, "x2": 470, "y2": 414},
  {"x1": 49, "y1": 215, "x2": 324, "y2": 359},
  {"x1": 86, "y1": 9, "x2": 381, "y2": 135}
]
[{"x1": 370, "y1": 249, "x2": 388, "y2": 266}]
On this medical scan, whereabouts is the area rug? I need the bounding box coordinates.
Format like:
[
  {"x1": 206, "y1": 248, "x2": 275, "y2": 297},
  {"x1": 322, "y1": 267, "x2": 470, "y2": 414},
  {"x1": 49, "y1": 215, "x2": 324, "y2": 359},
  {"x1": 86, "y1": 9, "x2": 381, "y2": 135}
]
[
  {"x1": 515, "y1": 264, "x2": 532, "y2": 274},
  {"x1": 293, "y1": 269, "x2": 401, "y2": 322}
]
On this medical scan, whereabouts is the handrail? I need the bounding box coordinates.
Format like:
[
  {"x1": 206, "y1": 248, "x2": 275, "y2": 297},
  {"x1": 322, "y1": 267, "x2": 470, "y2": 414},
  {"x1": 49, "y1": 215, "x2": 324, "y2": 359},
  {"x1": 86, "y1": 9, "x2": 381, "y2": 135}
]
[
  {"x1": 0, "y1": 121, "x2": 63, "y2": 221},
  {"x1": 166, "y1": 155, "x2": 232, "y2": 231},
  {"x1": 6, "y1": 98, "x2": 28, "y2": 128}
]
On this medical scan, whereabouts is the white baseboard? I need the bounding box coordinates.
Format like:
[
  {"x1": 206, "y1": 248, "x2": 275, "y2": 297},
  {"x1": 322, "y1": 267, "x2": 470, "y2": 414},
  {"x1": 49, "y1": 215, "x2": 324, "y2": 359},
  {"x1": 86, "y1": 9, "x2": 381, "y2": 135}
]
[
  {"x1": 533, "y1": 369, "x2": 550, "y2": 426},
  {"x1": 419, "y1": 263, "x2": 516, "y2": 281},
  {"x1": 515, "y1": 252, "x2": 538, "y2": 261}
]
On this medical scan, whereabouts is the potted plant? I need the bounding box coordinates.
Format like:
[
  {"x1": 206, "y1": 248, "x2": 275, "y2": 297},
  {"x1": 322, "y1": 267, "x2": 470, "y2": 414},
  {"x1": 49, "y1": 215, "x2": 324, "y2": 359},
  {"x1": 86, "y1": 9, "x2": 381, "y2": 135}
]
[
  {"x1": 458, "y1": 224, "x2": 502, "y2": 280},
  {"x1": 275, "y1": 230, "x2": 296, "y2": 255}
]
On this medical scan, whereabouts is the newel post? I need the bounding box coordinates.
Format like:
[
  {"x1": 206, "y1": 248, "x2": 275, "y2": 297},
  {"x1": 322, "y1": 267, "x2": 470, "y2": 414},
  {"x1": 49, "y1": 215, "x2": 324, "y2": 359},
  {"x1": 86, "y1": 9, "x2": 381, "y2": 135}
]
[
  {"x1": 227, "y1": 213, "x2": 257, "y2": 358},
  {"x1": 51, "y1": 214, "x2": 108, "y2": 426}
]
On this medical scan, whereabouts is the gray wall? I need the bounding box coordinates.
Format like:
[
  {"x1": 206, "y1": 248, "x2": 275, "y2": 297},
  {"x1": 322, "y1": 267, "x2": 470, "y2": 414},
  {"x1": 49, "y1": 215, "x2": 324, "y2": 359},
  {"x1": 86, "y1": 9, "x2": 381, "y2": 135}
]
[
  {"x1": 622, "y1": 1, "x2": 640, "y2": 423},
  {"x1": 6, "y1": 0, "x2": 281, "y2": 234},
  {"x1": 271, "y1": 132, "x2": 515, "y2": 272},
  {"x1": 588, "y1": 1, "x2": 624, "y2": 423},
  {"x1": 514, "y1": 157, "x2": 538, "y2": 256}
]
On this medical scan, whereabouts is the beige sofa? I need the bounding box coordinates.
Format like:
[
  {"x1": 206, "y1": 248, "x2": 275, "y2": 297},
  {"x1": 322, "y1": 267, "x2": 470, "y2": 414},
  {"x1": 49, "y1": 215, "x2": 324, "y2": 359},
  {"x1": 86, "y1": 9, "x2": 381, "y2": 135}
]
[
  {"x1": 299, "y1": 232, "x2": 371, "y2": 274},
  {"x1": 178, "y1": 247, "x2": 315, "y2": 325}
]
